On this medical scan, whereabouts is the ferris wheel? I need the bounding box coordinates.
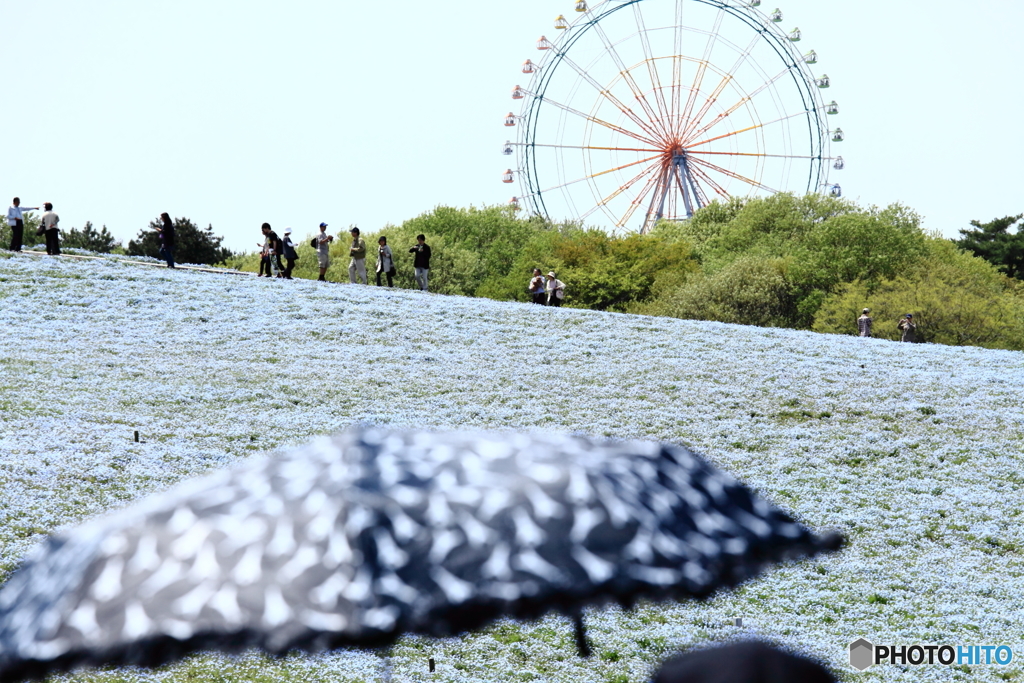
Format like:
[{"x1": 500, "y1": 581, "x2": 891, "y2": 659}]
[{"x1": 501, "y1": 0, "x2": 844, "y2": 233}]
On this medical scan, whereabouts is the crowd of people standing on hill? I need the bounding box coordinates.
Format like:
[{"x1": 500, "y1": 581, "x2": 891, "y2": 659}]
[
  {"x1": 7, "y1": 198, "x2": 930, "y2": 336},
  {"x1": 258, "y1": 221, "x2": 433, "y2": 291}
]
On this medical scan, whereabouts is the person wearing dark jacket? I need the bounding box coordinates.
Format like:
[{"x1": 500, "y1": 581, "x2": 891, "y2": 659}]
[
  {"x1": 409, "y1": 234, "x2": 431, "y2": 291},
  {"x1": 156, "y1": 213, "x2": 175, "y2": 268},
  {"x1": 282, "y1": 227, "x2": 298, "y2": 279}
]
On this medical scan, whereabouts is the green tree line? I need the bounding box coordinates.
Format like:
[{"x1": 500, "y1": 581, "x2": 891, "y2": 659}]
[{"x1": 225, "y1": 196, "x2": 1019, "y2": 351}]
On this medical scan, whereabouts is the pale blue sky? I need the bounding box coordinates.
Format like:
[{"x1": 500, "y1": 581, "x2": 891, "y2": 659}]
[{"x1": 5, "y1": 0, "x2": 1022, "y2": 252}]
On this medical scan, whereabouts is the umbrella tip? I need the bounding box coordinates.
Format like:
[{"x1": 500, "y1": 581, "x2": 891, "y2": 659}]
[{"x1": 818, "y1": 531, "x2": 845, "y2": 552}]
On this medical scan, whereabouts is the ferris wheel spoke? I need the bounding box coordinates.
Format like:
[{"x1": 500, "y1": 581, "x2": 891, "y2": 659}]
[
  {"x1": 560, "y1": 54, "x2": 664, "y2": 142},
  {"x1": 688, "y1": 156, "x2": 780, "y2": 194},
  {"x1": 678, "y1": 8, "x2": 725, "y2": 140},
  {"x1": 670, "y1": 0, "x2": 685, "y2": 128},
  {"x1": 686, "y1": 109, "x2": 809, "y2": 149},
  {"x1": 683, "y1": 66, "x2": 795, "y2": 143},
  {"x1": 589, "y1": 21, "x2": 665, "y2": 135},
  {"x1": 577, "y1": 160, "x2": 663, "y2": 223},
  {"x1": 687, "y1": 150, "x2": 821, "y2": 160},
  {"x1": 538, "y1": 93, "x2": 661, "y2": 147},
  {"x1": 632, "y1": 5, "x2": 671, "y2": 132},
  {"x1": 528, "y1": 143, "x2": 661, "y2": 153},
  {"x1": 620, "y1": 168, "x2": 667, "y2": 228},
  {"x1": 687, "y1": 162, "x2": 730, "y2": 200},
  {"x1": 678, "y1": 73, "x2": 734, "y2": 144},
  {"x1": 539, "y1": 153, "x2": 664, "y2": 195},
  {"x1": 678, "y1": 31, "x2": 763, "y2": 142}
]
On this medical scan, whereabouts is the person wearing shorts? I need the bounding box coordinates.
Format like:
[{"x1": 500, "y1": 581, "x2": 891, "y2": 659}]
[{"x1": 315, "y1": 222, "x2": 333, "y2": 281}]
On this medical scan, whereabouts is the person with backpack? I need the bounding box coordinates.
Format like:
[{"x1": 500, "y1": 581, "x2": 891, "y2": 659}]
[
  {"x1": 545, "y1": 271, "x2": 566, "y2": 306},
  {"x1": 282, "y1": 227, "x2": 298, "y2": 279}
]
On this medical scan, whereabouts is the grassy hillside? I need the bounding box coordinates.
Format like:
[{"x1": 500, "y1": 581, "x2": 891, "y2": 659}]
[{"x1": 1, "y1": 251, "x2": 1023, "y2": 682}]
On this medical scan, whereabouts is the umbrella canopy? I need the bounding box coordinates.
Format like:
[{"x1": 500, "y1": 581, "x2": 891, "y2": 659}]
[{"x1": 0, "y1": 427, "x2": 841, "y2": 682}]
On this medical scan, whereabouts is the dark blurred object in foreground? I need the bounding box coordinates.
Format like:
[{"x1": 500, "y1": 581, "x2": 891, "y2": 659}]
[{"x1": 653, "y1": 641, "x2": 837, "y2": 683}]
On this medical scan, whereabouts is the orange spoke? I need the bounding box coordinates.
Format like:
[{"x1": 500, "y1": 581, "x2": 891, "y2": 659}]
[
  {"x1": 590, "y1": 21, "x2": 666, "y2": 140},
  {"x1": 535, "y1": 91, "x2": 661, "y2": 147},
  {"x1": 530, "y1": 143, "x2": 661, "y2": 153},
  {"x1": 687, "y1": 150, "x2": 821, "y2": 160},
  {"x1": 540, "y1": 154, "x2": 664, "y2": 195},
  {"x1": 684, "y1": 66, "x2": 793, "y2": 143},
  {"x1": 578, "y1": 158, "x2": 664, "y2": 222}
]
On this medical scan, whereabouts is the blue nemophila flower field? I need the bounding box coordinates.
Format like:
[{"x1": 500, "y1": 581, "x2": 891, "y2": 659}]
[{"x1": 1, "y1": 252, "x2": 1022, "y2": 683}]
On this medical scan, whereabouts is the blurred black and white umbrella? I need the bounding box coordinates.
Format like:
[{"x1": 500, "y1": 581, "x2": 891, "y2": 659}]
[{"x1": 0, "y1": 427, "x2": 841, "y2": 682}]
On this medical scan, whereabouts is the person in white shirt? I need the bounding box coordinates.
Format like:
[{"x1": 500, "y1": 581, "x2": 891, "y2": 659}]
[
  {"x1": 40, "y1": 202, "x2": 60, "y2": 256},
  {"x1": 545, "y1": 271, "x2": 566, "y2": 306},
  {"x1": 7, "y1": 197, "x2": 40, "y2": 252}
]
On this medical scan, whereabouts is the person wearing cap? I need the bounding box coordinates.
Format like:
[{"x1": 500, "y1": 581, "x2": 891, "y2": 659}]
[
  {"x1": 897, "y1": 313, "x2": 916, "y2": 343},
  {"x1": 348, "y1": 227, "x2": 367, "y2": 285},
  {"x1": 281, "y1": 227, "x2": 298, "y2": 279},
  {"x1": 7, "y1": 197, "x2": 39, "y2": 252},
  {"x1": 40, "y1": 202, "x2": 60, "y2": 255},
  {"x1": 545, "y1": 271, "x2": 566, "y2": 306},
  {"x1": 409, "y1": 234, "x2": 431, "y2": 291},
  {"x1": 315, "y1": 222, "x2": 333, "y2": 281},
  {"x1": 857, "y1": 308, "x2": 872, "y2": 337}
]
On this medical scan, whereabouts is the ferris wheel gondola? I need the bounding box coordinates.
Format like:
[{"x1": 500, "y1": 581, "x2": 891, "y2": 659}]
[{"x1": 502, "y1": 0, "x2": 844, "y2": 233}]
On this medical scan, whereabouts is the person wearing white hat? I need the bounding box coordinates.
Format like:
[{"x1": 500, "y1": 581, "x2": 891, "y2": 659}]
[
  {"x1": 545, "y1": 271, "x2": 566, "y2": 306},
  {"x1": 282, "y1": 227, "x2": 298, "y2": 279}
]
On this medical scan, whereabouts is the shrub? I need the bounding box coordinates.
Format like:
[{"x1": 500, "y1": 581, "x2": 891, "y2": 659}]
[{"x1": 813, "y1": 240, "x2": 1024, "y2": 349}]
